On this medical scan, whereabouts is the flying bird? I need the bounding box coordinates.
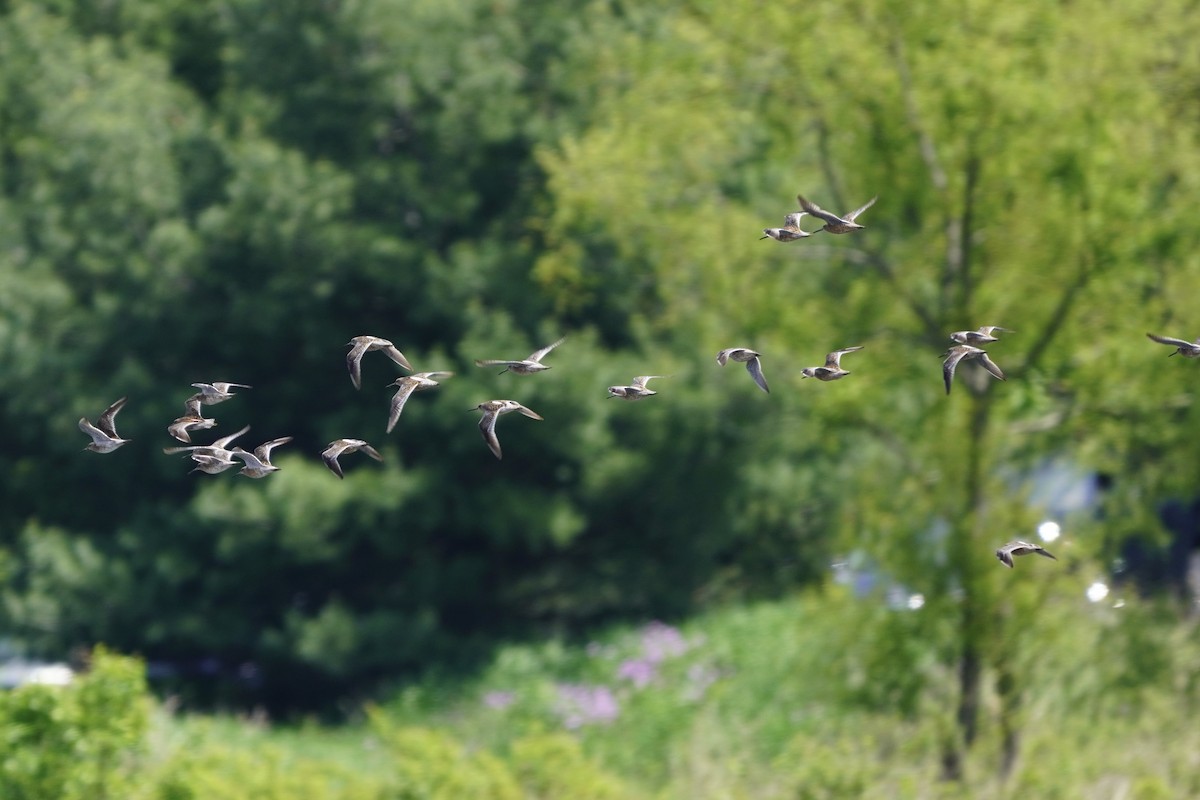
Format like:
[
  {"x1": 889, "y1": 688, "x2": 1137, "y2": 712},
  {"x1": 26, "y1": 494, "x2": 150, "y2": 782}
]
[
  {"x1": 797, "y1": 194, "x2": 877, "y2": 234},
  {"x1": 321, "y1": 439, "x2": 383, "y2": 479},
  {"x1": 167, "y1": 395, "x2": 217, "y2": 443},
  {"x1": 387, "y1": 372, "x2": 454, "y2": 433},
  {"x1": 942, "y1": 345, "x2": 1005, "y2": 395},
  {"x1": 761, "y1": 210, "x2": 814, "y2": 242},
  {"x1": 189, "y1": 452, "x2": 240, "y2": 475},
  {"x1": 995, "y1": 540, "x2": 1058, "y2": 568},
  {"x1": 474, "y1": 400, "x2": 543, "y2": 459},
  {"x1": 716, "y1": 348, "x2": 769, "y2": 393},
  {"x1": 79, "y1": 397, "x2": 131, "y2": 453},
  {"x1": 607, "y1": 375, "x2": 667, "y2": 400},
  {"x1": 950, "y1": 326, "x2": 1012, "y2": 346},
  {"x1": 346, "y1": 336, "x2": 413, "y2": 390},
  {"x1": 474, "y1": 337, "x2": 565, "y2": 375},
  {"x1": 190, "y1": 382, "x2": 252, "y2": 405},
  {"x1": 1146, "y1": 332, "x2": 1200, "y2": 358},
  {"x1": 163, "y1": 424, "x2": 251, "y2": 459},
  {"x1": 800, "y1": 347, "x2": 864, "y2": 381},
  {"x1": 230, "y1": 437, "x2": 293, "y2": 478}
]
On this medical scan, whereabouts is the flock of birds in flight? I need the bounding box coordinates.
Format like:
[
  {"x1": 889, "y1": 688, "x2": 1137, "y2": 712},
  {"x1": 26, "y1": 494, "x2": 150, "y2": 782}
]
[{"x1": 77, "y1": 192, "x2": 1200, "y2": 569}]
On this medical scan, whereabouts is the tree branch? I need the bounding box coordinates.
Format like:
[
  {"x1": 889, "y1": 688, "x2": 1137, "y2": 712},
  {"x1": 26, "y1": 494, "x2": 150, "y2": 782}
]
[{"x1": 811, "y1": 117, "x2": 943, "y2": 340}]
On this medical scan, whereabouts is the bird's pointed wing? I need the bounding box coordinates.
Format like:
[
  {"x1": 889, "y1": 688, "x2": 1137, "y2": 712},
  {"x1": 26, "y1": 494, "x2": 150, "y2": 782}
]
[
  {"x1": 996, "y1": 548, "x2": 1014, "y2": 568},
  {"x1": 797, "y1": 194, "x2": 844, "y2": 224},
  {"x1": 382, "y1": 343, "x2": 413, "y2": 372},
  {"x1": 632, "y1": 375, "x2": 664, "y2": 389},
  {"x1": 230, "y1": 447, "x2": 264, "y2": 468},
  {"x1": 168, "y1": 419, "x2": 194, "y2": 443},
  {"x1": 387, "y1": 380, "x2": 420, "y2": 433},
  {"x1": 474, "y1": 359, "x2": 517, "y2": 367},
  {"x1": 1147, "y1": 332, "x2": 1191, "y2": 348},
  {"x1": 745, "y1": 356, "x2": 770, "y2": 394},
  {"x1": 346, "y1": 340, "x2": 371, "y2": 389},
  {"x1": 716, "y1": 349, "x2": 733, "y2": 366},
  {"x1": 978, "y1": 352, "x2": 1007, "y2": 381},
  {"x1": 78, "y1": 417, "x2": 108, "y2": 444},
  {"x1": 943, "y1": 349, "x2": 969, "y2": 394},
  {"x1": 183, "y1": 394, "x2": 204, "y2": 416},
  {"x1": 782, "y1": 211, "x2": 809, "y2": 232},
  {"x1": 529, "y1": 337, "x2": 566, "y2": 363},
  {"x1": 255, "y1": 437, "x2": 293, "y2": 463},
  {"x1": 97, "y1": 397, "x2": 127, "y2": 438},
  {"x1": 978, "y1": 326, "x2": 1011, "y2": 336},
  {"x1": 321, "y1": 447, "x2": 346, "y2": 479},
  {"x1": 213, "y1": 424, "x2": 252, "y2": 450},
  {"x1": 478, "y1": 411, "x2": 503, "y2": 459},
  {"x1": 515, "y1": 404, "x2": 543, "y2": 421},
  {"x1": 418, "y1": 371, "x2": 454, "y2": 381},
  {"x1": 1035, "y1": 547, "x2": 1057, "y2": 561},
  {"x1": 825, "y1": 347, "x2": 863, "y2": 368},
  {"x1": 361, "y1": 444, "x2": 383, "y2": 462},
  {"x1": 844, "y1": 195, "x2": 878, "y2": 222}
]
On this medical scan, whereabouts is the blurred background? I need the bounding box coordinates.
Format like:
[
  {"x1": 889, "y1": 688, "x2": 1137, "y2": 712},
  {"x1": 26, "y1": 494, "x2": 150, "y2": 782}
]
[{"x1": 2, "y1": 0, "x2": 1200, "y2": 797}]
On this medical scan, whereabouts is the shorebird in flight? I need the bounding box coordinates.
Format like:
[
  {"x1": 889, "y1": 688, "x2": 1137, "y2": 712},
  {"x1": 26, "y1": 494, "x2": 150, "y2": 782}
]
[
  {"x1": 716, "y1": 348, "x2": 769, "y2": 393},
  {"x1": 387, "y1": 372, "x2": 454, "y2": 433},
  {"x1": 346, "y1": 336, "x2": 413, "y2": 390},
  {"x1": 761, "y1": 209, "x2": 814, "y2": 242},
  {"x1": 995, "y1": 540, "x2": 1057, "y2": 568},
  {"x1": 607, "y1": 375, "x2": 667, "y2": 400},
  {"x1": 79, "y1": 397, "x2": 131, "y2": 453},
  {"x1": 797, "y1": 194, "x2": 877, "y2": 234},
  {"x1": 163, "y1": 425, "x2": 251, "y2": 459},
  {"x1": 475, "y1": 337, "x2": 565, "y2": 375},
  {"x1": 230, "y1": 437, "x2": 293, "y2": 478},
  {"x1": 1146, "y1": 332, "x2": 1200, "y2": 358},
  {"x1": 950, "y1": 326, "x2": 1012, "y2": 346},
  {"x1": 168, "y1": 395, "x2": 218, "y2": 443},
  {"x1": 800, "y1": 347, "x2": 864, "y2": 381},
  {"x1": 321, "y1": 439, "x2": 383, "y2": 479},
  {"x1": 474, "y1": 400, "x2": 543, "y2": 459},
  {"x1": 190, "y1": 382, "x2": 251, "y2": 405},
  {"x1": 942, "y1": 345, "x2": 1005, "y2": 395}
]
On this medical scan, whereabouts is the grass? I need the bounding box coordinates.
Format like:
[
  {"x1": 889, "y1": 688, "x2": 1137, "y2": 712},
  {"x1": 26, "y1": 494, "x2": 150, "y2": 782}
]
[{"x1": 153, "y1": 586, "x2": 1200, "y2": 799}]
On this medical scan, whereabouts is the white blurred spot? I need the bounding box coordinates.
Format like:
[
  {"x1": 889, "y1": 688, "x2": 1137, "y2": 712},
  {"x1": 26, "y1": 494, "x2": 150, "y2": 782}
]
[
  {"x1": 1086, "y1": 581, "x2": 1109, "y2": 603},
  {"x1": 907, "y1": 593, "x2": 925, "y2": 610},
  {"x1": 1113, "y1": 599, "x2": 1126, "y2": 609},
  {"x1": 1037, "y1": 520, "x2": 1061, "y2": 543}
]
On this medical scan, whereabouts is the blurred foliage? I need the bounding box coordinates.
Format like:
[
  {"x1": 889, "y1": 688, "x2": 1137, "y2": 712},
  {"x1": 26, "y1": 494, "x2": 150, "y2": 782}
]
[
  {"x1": 5, "y1": 594, "x2": 1200, "y2": 798},
  {"x1": 0, "y1": 648, "x2": 149, "y2": 800},
  {"x1": 1, "y1": 5, "x2": 1200, "y2": 793}
]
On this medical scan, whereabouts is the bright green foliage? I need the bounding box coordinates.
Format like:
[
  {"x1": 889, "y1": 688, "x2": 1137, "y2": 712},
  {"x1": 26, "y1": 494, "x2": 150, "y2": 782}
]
[
  {"x1": 0, "y1": 649, "x2": 149, "y2": 800},
  {"x1": 508, "y1": 732, "x2": 633, "y2": 800},
  {"x1": 533, "y1": 0, "x2": 1200, "y2": 777},
  {"x1": 368, "y1": 718, "x2": 523, "y2": 800},
  {"x1": 150, "y1": 744, "x2": 385, "y2": 800},
  {"x1": 3, "y1": 4, "x2": 1200, "y2": 785}
]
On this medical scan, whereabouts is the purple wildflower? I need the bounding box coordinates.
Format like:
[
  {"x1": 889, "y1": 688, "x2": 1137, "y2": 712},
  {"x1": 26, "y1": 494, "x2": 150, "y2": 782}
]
[
  {"x1": 554, "y1": 683, "x2": 620, "y2": 729},
  {"x1": 640, "y1": 621, "x2": 689, "y2": 663},
  {"x1": 616, "y1": 658, "x2": 657, "y2": 688}
]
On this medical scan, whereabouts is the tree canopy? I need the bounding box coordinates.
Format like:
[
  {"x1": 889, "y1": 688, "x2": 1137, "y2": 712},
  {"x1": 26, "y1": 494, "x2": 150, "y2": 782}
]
[{"x1": 2, "y1": 1, "x2": 1200, "y2": 777}]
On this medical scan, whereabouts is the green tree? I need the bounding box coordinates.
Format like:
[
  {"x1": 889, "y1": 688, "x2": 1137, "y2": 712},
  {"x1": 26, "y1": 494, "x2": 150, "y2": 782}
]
[{"x1": 534, "y1": 0, "x2": 1200, "y2": 779}]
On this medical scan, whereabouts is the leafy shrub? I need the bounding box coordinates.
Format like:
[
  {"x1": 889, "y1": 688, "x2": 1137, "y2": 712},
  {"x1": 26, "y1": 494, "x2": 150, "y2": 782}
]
[
  {"x1": 0, "y1": 648, "x2": 148, "y2": 800},
  {"x1": 509, "y1": 732, "x2": 635, "y2": 800}
]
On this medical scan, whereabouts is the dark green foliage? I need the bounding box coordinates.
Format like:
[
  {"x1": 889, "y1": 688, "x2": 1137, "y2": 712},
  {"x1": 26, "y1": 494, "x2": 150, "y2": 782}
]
[{"x1": 0, "y1": 0, "x2": 823, "y2": 712}]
